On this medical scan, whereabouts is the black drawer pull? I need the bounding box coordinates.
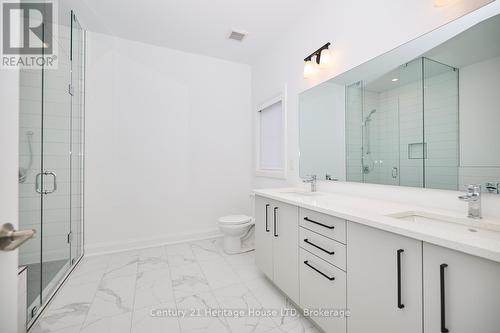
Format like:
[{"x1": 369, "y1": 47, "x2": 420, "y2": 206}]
[
  {"x1": 304, "y1": 239, "x2": 335, "y2": 255},
  {"x1": 397, "y1": 249, "x2": 405, "y2": 309},
  {"x1": 440, "y1": 263, "x2": 449, "y2": 333},
  {"x1": 303, "y1": 217, "x2": 335, "y2": 229},
  {"x1": 265, "y1": 204, "x2": 270, "y2": 232},
  {"x1": 303, "y1": 260, "x2": 335, "y2": 281}
]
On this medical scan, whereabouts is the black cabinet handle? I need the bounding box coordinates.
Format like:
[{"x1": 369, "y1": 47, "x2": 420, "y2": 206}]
[
  {"x1": 273, "y1": 207, "x2": 278, "y2": 237},
  {"x1": 304, "y1": 239, "x2": 335, "y2": 255},
  {"x1": 397, "y1": 249, "x2": 405, "y2": 309},
  {"x1": 303, "y1": 217, "x2": 335, "y2": 229},
  {"x1": 265, "y1": 204, "x2": 270, "y2": 232},
  {"x1": 304, "y1": 260, "x2": 335, "y2": 281},
  {"x1": 440, "y1": 263, "x2": 449, "y2": 333}
]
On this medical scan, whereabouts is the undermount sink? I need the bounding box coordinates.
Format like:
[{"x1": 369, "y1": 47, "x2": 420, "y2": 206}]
[
  {"x1": 389, "y1": 211, "x2": 457, "y2": 224},
  {"x1": 279, "y1": 190, "x2": 324, "y2": 197},
  {"x1": 387, "y1": 211, "x2": 500, "y2": 233}
]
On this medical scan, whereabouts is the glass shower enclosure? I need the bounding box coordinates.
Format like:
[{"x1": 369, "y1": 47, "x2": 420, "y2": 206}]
[
  {"x1": 346, "y1": 57, "x2": 459, "y2": 190},
  {"x1": 18, "y1": 11, "x2": 85, "y2": 328}
]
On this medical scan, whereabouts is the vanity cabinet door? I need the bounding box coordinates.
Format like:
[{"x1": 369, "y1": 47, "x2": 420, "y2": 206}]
[
  {"x1": 347, "y1": 222, "x2": 423, "y2": 333},
  {"x1": 255, "y1": 195, "x2": 274, "y2": 279},
  {"x1": 423, "y1": 243, "x2": 500, "y2": 333},
  {"x1": 272, "y1": 200, "x2": 299, "y2": 303}
]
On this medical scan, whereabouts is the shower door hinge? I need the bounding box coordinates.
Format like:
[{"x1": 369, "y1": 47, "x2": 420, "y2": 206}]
[
  {"x1": 68, "y1": 84, "x2": 74, "y2": 96},
  {"x1": 67, "y1": 232, "x2": 73, "y2": 244}
]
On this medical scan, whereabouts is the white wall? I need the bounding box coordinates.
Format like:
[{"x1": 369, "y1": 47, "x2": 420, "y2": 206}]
[
  {"x1": 459, "y1": 56, "x2": 500, "y2": 188},
  {"x1": 85, "y1": 32, "x2": 252, "y2": 254},
  {"x1": 252, "y1": 0, "x2": 500, "y2": 218}
]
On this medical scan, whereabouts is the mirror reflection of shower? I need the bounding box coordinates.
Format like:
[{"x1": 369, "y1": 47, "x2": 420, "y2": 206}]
[
  {"x1": 362, "y1": 109, "x2": 376, "y2": 174},
  {"x1": 19, "y1": 131, "x2": 34, "y2": 183}
]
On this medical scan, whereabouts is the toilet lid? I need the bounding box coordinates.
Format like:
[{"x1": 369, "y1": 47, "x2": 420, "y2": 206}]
[{"x1": 219, "y1": 215, "x2": 252, "y2": 225}]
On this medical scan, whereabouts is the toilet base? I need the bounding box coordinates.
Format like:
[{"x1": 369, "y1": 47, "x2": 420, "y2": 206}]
[{"x1": 222, "y1": 235, "x2": 255, "y2": 255}]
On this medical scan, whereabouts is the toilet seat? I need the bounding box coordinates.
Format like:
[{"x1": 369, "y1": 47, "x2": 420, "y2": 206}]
[{"x1": 218, "y1": 215, "x2": 253, "y2": 225}]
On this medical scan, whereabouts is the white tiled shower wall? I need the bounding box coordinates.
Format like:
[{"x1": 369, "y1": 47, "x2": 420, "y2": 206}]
[
  {"x1": 19, "y1": 25, "x2": 83, "y2": 265},
  {"x1": 346, "y1": 60, "x2": 468, "y2": 191}
]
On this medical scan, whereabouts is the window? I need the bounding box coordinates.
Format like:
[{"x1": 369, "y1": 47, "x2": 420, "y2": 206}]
[{"x1": 255, "y1": 87, "x2": 287, "y2": 178}]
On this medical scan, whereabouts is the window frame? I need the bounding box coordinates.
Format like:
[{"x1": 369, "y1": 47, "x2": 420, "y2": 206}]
[{"x1": 255, "y1": 86, "x2": 287, "y2": 179}]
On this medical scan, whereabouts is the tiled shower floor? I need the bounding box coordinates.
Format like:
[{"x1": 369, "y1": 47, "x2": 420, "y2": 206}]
[
  {"x1": 30, "y1": 238, "x2": 319, "y2": 333},
  {"x1": 26, "y1": 259, "x2": 68, "y2": 307}
]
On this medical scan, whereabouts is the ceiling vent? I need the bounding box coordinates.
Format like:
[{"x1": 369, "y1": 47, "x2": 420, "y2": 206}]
[{"x1": 228, "y1": 30, "x2": 247, "y2": 42}]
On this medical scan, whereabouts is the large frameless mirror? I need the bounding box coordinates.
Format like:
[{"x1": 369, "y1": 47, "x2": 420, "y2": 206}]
[{"x1": 299, "y1": 12, "x2": 500, "y2": 191}]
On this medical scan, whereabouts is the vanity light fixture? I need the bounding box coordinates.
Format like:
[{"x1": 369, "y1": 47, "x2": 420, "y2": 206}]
[
  {"x1": 392, "y1": 78, "x2": 399, "y2": 82},
  {"x1": 303, "y1": 57, "x2": 318, "y2": 78},
  {"x1": 304, "y1": 42, "x2": 331, "y2": 78}
]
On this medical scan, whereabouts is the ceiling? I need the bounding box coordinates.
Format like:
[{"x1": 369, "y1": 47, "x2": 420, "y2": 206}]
[{"x1": 61, "y1": 0, "x2": 311, "y2": 64}]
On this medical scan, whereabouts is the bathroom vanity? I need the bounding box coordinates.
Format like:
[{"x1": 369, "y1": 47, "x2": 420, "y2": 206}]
[{"x1": 254, "y1": 189, "x2": 500, "y2": 333}]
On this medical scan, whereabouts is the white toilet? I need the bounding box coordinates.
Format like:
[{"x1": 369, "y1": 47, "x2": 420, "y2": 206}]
[{"x1": 218, "y1": 215, "x2": 255, "y2": 254}]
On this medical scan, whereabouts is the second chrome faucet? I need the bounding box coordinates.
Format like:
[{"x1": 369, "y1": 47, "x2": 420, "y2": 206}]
[
  {"x1": 303, "y1": 175, "x2": 317, "y2": 192},
  {"x1": 458, "y1": 184, "x2": 482, "y2": 219}
]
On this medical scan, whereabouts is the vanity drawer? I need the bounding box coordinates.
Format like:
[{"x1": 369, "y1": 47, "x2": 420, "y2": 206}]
[
  {"x1": 299, "y1": 248, "x2": 347, "y2": 333},
  {"x1": 299, "y1": 227, "x2": 346, "y2": 271},
  {"x1": 300, "y1": 208, "x2": 346, "y2": 244}
]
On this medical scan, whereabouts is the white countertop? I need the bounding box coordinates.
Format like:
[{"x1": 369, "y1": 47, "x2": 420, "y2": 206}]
[{"x1": 253, "y1": 188, "x2": 500, "y2": 263}]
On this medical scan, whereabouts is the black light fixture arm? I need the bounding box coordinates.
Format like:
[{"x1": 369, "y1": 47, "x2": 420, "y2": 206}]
[{"x1": 304, "y1": 42, "x2": 331, "y2": 64}]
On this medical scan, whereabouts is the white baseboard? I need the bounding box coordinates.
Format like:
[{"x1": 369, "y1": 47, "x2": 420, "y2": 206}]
[{"x1": 84, "y1": 228, "x2": 223, "y2": 257}]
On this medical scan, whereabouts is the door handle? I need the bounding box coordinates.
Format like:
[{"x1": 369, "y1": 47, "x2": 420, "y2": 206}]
[
  {"x1": 35, "y1": 171, "x2": 57, "y2": 194},
  {"x1": 273, "y1": 207, "x2": 278, "y2": 237},
  {"x1": 35, "y1": 172, "x2": 43, "y2": 194},
  {"x1": 397, "y1": 249, "x2": 405, "y2": 309},
  {"x1": 265, "y1": 204, "x2": 270, "y2": 232},
  {"x1": 0, "y1": 223, "x2": 36, "y2": 251},
  {"x1": 44, "y1": 171, "x2": 57, "y2": 194},
  {"x1": 440, "y1": 263, "x2": 449, "y2": 333},
  {"x1": 392, "y1": 167, "x2": 399, "y2": 179}
]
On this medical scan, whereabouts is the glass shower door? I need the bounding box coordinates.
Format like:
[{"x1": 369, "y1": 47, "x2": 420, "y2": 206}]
[
  {"x1": 398, "y1": 59, "x2": 425, "y2": 187},
  {"x1": 18, "y1": 11, "x2": 85, "y2": 328},
  {"x1": 70, "y1": 12, "x2": 84, "y2": 263},
  {"x1": 18, "y1": 60, "x2": 44, "y2": 320},
  {"x1": 423, "y1": 58, "x2": 459, "y2": 190},
  {"x1": 40, "y1": 18, "x2": 72, "y2": 303}
]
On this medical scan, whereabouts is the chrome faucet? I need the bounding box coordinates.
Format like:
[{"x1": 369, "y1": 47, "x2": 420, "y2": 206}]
[
  {"x1": 303, "y1": 175, "x2": 317, "y2": 192},
  {"x1": 458, "y1": 184, "x2": 482, "y2": 219}
]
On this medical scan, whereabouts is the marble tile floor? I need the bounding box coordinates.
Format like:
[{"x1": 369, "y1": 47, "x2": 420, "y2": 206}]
[{"x1": 30, "y1": 238, "x2": 320, "y2": 333}]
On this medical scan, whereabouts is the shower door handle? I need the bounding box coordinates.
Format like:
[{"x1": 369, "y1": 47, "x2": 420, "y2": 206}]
[
  {"x1": 35, "y1": 171, "x2": 57, "y2": 194},
  {"x1": 392, "y1": 167, "x2": 399, "y2": 179},
  {"x1": 35, "y1": 172, "x2": 43, "y2": 194},
  {"x1": 44, "y1": 171, "x2": 57, "y2": 194}
]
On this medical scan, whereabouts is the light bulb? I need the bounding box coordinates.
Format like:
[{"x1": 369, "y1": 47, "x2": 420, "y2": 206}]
[
  {"x1": 303, "y1": 59, "x2": 317, "y2": 78},
  {"x1": 319, "y1": 48, "x2": 332, "y2": 68}
]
